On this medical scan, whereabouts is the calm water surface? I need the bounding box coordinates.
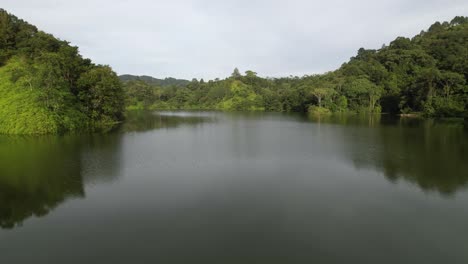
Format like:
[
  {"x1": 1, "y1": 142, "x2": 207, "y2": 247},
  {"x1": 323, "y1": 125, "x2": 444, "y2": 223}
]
[{"x1": 1, "y1": 111, "x2": 468, "y2": 263}]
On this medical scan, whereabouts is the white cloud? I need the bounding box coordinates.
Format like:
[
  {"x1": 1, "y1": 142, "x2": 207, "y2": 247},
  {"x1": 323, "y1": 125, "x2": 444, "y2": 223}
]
[{"x1": 3, "y1": 0, "x2": 467, "y2": 79}]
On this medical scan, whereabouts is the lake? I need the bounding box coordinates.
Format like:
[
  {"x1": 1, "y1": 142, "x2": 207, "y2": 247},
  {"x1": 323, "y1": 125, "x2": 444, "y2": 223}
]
[{"x1": 1, "y1": 111, "x2": 468, "y2": 263}]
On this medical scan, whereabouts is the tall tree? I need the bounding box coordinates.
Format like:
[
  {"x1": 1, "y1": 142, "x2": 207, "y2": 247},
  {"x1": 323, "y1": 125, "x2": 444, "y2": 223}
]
[
  {"x1": 231, "y1": 68, "x2": 242, "y2": 79},
  {"x1": 78, "y1": 65, "x2": 124, "y2": 123}
]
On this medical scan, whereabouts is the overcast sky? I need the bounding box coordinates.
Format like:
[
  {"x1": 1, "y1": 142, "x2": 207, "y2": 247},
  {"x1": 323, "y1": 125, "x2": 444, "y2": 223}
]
[{"x1": 3, "y1": 0, "x2": 468, "y2": 79}]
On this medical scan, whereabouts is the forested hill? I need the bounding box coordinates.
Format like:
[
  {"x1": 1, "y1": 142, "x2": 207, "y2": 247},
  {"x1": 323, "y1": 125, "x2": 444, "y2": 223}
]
[
  {"x1": 119, "y1": 74, "x2": 189, "y2": 87},
  {"x1": 0, "y1": 9, "x2": 124, "y2": 134},
  {"x1": 123, "y1": 16, "x2": 468, "y2": 118}
]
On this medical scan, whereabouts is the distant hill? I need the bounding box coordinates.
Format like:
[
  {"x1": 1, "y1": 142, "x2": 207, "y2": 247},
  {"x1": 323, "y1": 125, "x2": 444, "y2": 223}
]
[{"x1": 119, "y1": 74, "x2": 190, "y2": 87}]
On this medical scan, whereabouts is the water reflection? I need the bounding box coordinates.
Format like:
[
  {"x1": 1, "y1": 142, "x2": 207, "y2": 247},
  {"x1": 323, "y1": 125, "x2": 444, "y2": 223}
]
[
  {"x1": 119, "y1": 111, "x2": 214, "y2": 132},
  {"x1": 80, "y1": 134, "x2": 123, "y2": 185},
  {"x1": 0, "y1": 112, "x2": 211, "y2": 229},
  {"x1": 308, "y1": 114, "x2": 468, "y2": 196},
  {"x1": 1, "y1": 111, "x2": 467, "y2": 232},
  {"x1": 367, "y1": 119, "x2": 468, "y2": 196},
  {"x1": 1, "y1": 112, "x2": 468, "y2": 263},
  {"x1": 0, "y1": 135, "x2": 85, "y2": 229}
]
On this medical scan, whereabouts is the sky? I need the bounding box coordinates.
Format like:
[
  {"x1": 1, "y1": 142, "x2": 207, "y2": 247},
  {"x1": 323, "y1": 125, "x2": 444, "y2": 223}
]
[{"x1": 3, "y1": 0, "x2": 468, "y2": 80}]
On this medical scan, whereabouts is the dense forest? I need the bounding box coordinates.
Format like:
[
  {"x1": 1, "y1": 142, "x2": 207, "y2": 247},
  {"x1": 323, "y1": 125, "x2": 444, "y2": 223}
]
[
  {"x1": 120, "y1": 74, "x2": 190, "y2": 87},
  {"x1": 0, "y1": 9, "x2": 124, "y2": 134},
  {"x1": 123, "y1": 16, "x2": 468, "y2": 118}
]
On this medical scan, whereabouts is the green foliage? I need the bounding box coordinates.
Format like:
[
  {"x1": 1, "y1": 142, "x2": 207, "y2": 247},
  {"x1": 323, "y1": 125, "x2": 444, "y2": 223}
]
[
  {"x1": 308, "y1": 106, "x2": 332, "y2": 116},
  {"x1": 216, "y1": 81, "x2": 265, "y2": 111},
  {"x1": 0, "y1": 58, "x2": 87, "y2": 134},
  {"x1": 78, "y1": 66, "x2": 124, "y2": 124},
  {"x1": 341, "y1": 77, "x2": 383, "y2": 113},
  {"x1": 119, "y1": 74, "x2": 189, "y2": 87},
  {"x1": 231, "y1": 68, "x2": 242, "y2": 79},
  {"x1": 310, "y1": 87, "x2": 334, "y2": 108},
  {"x1": 0, "y1": 9, "x2": 124, "y2": 134}
]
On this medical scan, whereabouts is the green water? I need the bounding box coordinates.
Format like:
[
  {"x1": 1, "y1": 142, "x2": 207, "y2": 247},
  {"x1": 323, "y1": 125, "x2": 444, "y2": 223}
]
[{"x1": 1, "y1": 111, "x2": 468, "y2": 263}]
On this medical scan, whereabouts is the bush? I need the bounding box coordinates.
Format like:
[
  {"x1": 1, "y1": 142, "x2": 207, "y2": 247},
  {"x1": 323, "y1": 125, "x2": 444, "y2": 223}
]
[{"x1": 308, "y1": 106, "x2": 332, "y2": 116}]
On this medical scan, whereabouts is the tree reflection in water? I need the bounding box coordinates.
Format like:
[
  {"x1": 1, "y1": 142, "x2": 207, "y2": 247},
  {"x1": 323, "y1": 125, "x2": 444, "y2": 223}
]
[
  {"x1": 308, "y1": 114, "x2": 468, "y2": 196},
  {"x1": 0, "y1": 111, "x2": 212, "y2": 229}
]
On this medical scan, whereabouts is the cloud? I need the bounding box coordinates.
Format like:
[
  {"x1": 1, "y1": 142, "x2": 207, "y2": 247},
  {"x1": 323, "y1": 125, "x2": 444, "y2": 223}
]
[{"x1": 3, "y1": 0, "x2": 468, "y2": 79}]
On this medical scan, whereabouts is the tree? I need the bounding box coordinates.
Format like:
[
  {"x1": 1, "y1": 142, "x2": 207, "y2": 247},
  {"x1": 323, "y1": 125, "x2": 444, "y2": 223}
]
[
  {"x1": 440, "y1": 71, "x2": 465, "y2": 100},
  {"x1": 344, "y1": 77, "x2": 382, "y2": 112},
  {"x1": 8, "y1": 56, "x2": 36, "y2": 90},
  {"x1": 78, "y1": 65, "x2": 124, "y2": 123},
  {"x1": 311, "y1": 88, "x2": 333, "y2": 108},
  {"x1": 245, "y1": 70, "x2": 257, "y2": 78},
  {"x1": 450, "y1": 16, "x2": 468, "y2": 26},
  {"x1": 123, "y1": 80, "x2": 155, "y2": 108},
  {"x1": 231, "y1": 68, "x2": 242, "y2": 79},
  {"x1": 368, "y1": 85, "x2": 384, "y2": 113},
  {"x1": 35, "y1": 52, "x2": 72, "y2": 112}
]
